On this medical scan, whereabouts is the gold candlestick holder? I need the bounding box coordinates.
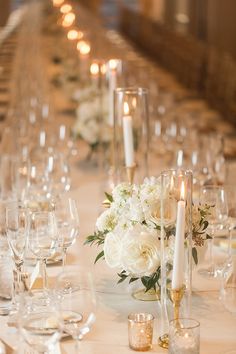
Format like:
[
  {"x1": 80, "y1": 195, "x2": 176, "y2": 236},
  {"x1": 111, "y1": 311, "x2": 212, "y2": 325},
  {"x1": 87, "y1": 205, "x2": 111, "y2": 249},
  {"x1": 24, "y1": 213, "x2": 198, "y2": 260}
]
[
  {"x1": 158, "y1": 286, "x2": 185, "y2": 349},
  {"x1": 126, "y1": 164, "x2": 136, "y2": 184}
]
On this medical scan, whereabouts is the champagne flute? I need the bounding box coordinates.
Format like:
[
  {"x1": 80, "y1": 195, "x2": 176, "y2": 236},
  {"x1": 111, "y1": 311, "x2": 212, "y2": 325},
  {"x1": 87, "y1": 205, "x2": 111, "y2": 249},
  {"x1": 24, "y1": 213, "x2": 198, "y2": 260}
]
[
  {"x1": 28, "y1": 211, "x2": 59, "y2": 289},
  {"x1": 199, "y1": 185, "x2": 228, "y2": 278},
  {"x1": 19, "y1": 290, "x2": 62, "y2": 353},
  {"x1": 56, "y1": 267, "x2": 96, "y2": 352},
  {"x1": 6, "y1": 205, "x2": 28, "y2": 299},
  {"x1": 55, "y1": 198, "x2": 79, "y2": 268}
]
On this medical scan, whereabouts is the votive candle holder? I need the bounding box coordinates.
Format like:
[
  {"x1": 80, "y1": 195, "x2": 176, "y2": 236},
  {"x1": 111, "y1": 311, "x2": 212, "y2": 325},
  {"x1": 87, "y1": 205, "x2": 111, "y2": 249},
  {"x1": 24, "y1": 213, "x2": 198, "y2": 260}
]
[{"x1": 128, "y1": 313, "x2": 154, "y2": 351}]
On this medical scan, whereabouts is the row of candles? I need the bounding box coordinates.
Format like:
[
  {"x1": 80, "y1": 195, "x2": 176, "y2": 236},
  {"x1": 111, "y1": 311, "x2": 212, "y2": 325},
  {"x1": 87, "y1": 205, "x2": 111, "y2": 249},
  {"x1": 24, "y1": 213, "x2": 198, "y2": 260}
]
[
  {"x1": 52, "y1": 0, "x2": 185, "y2": 293},
  {"x1": 53, "y1": 0, "x2": 187, "y2": 351}
]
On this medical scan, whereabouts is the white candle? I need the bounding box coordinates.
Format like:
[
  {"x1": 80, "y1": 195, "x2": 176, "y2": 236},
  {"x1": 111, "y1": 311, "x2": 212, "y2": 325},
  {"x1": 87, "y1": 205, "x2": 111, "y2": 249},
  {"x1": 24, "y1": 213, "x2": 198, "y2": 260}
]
[
  {"x1": 77, "y1": 40, "x2": 91, "y2": 81},
  {"x1": 123, "y1": 111, "x2": 135, "y2": 168},
  {"x1": 108, "y1": 60, "x2": 119, "y2": 126},
  {"x1": 172, "y1": 181, "x2": 185, "y2": 290},
  {"x1": 90, "y1": 62, "x2": 99, "y2": 87},
  {"x1": 108, "y1": 70, "x2": 116, "y2": 126}
]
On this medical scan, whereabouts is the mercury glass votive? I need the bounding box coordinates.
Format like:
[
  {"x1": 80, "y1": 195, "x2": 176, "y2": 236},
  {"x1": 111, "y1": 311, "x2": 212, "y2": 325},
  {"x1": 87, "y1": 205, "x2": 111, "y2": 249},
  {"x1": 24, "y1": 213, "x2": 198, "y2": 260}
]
[
  {"x1": 128, "y1": 313, "x2": 154, "y2": 351},
  {"x1": 169, "y1": 318, "x2": 200, "y2": 354}
]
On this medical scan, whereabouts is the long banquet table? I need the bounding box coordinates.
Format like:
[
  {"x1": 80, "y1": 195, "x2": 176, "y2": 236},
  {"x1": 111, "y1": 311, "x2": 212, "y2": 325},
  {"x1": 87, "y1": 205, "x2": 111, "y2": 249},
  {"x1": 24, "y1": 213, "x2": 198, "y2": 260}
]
[{"x1": 0, "y1": 2, "x2": 236, "y2": 354}]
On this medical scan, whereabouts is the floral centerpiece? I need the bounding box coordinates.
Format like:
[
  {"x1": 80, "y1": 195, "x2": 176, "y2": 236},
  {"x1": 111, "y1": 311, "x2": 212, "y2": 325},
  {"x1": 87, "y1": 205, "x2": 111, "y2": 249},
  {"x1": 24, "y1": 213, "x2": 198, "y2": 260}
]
[
  {"x1": 72, "y1": 91, "x2": 112, "y2": 159},
  {"x1": 85, "y1": 177, "x2": 211, "y2": 293}
]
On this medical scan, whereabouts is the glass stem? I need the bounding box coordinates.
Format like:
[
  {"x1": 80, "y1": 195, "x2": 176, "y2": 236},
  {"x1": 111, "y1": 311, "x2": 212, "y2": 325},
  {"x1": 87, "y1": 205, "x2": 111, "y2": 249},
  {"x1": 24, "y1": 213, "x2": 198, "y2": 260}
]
[
  {"x1": 40, "y1": 258, "x2": 48, "y2": 289},
  {"x1": 209, "y1": 230, "x2": 214, "y2": 275},
  {"x1": 62, "y1": 248, "x2": 67, "y2": 269},
  {"x1": 16, "y1": 264, "x2": 22, "y2": 292},
  {"x1": 75, "y1": 339, "x2": 81, "y2": 353}
]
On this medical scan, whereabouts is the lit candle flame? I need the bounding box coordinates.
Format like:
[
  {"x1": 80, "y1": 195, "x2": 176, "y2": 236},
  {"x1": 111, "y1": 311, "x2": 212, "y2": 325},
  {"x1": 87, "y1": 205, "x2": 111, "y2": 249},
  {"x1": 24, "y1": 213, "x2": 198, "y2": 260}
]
[
  {"x1": 109, "y1": 59, "x2": 118, "y2": 71},
  {"x1": 53, "y1": 0, "x2": 64, "y2": 7},
  {"x1": 100, "y1": 63, "x2": 106, "y2": 75},
  {"x1": 60, "y1": 4, "x2": 72, "y2": 14},
  {"x1": 77, "y1": 40, "x2": 91, "y2": 55},
  {"x1": 62, "y1": 12, "x2": 75, "y2": 27},
  {"x1": 124, "y1": 102, "x2": 130, "y2": 115},
  {"x1": 90, "y1": 63, "x2": 99, "y2": 76},
  {"x1": 67, "y1": 29, "x2": 78, "y2": 40},
  {"x1": 180, "y1": 181, "x2": 185, "y2": 201}
]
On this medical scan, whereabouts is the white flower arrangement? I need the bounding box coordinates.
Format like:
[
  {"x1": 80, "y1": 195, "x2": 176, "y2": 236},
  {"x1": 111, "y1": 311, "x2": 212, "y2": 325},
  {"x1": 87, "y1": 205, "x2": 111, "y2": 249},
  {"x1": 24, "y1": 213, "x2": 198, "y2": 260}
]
[
  {"x1": 85, "y1": 177, "x2": 211, "y2": 292},
  {"x1": 72, "y1": 91, "x2": 112, "y2": 150}
]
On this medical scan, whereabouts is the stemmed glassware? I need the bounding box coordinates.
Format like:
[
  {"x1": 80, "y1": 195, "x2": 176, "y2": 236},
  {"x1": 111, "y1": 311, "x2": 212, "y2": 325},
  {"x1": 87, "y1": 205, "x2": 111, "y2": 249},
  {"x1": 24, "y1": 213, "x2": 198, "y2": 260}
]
[
  {"x1": 6, "y1": 205, "x2": 28, "y2": 303},
  {"x1": 46, "y1": 152, "x2": 71, "y2": 199},
  {"x1": 54, "y1": 198, "x2": 79, "y2": 268},
  {"x1": 56, "y1": 267, "x2": 96, "y2": 352},
  {"x1": 198, "y1": 185, "x2": 229, "y2": 278},
  {"x1": 19, "y1": 290, "x2": 62, "y2": 353},
  {"x1": 28, "y1": 211, "x2": 59, "y2": 289}
]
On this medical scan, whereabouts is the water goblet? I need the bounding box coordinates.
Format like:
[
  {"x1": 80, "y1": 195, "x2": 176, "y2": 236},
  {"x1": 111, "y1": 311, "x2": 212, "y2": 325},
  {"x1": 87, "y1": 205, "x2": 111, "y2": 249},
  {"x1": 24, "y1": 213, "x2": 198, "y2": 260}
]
[
  {"x1": 220, "y1": 255, "x2": 236, "y2": 314},
  {"x1": 28, "y1": 211, "x2": 59, "y2": 289},
  {"x1": 198, "y1": 185, "x2": 228, "y2": 278},
  {"x1": 54, "y1": 198, "x2": 79, "y2": 268},
  {"x1": 19, "y1": 290, "x2": 62, "y2": 353},
  {"x1": 56, "y1": 267, "x2": 96, "y2": 352}
]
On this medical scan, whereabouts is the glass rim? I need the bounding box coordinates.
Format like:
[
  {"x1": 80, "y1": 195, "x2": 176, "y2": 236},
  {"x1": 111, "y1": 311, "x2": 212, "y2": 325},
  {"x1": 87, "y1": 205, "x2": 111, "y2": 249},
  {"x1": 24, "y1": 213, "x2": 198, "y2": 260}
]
[
  {"x1": 128, "y1": 312, "x2": 154, "y2": 323},
  {"x1": 169, "y1": 317, "x2": 200, "y2": 329},
  {"x1": 115, "y1": 87, "x2": 149, "y2": 95},
  {"x1": 161, "y1": 168, "x2": 193, "y2": 178},
  {"x1": 200, "y1": 184, "x2": 225, "y2": 191}
]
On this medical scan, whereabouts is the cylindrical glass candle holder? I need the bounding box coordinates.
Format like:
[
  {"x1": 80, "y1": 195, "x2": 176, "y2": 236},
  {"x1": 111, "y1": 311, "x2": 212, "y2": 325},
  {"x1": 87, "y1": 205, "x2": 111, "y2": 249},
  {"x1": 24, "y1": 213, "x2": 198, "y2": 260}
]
[
  {"x1": 113, "y1": 87, "x2": 149, "y2": 184},
  {"x1": 169, "y1": 318, "x2": 200, "y2": 354},
  {"x1": 159, "y1": 169, "x2": 193, "y2": 347},
  {"x1": 128, "y1": 313, "x2": 154, "y2": 352},
  {"x1": 106, "y1": 59, "x2": 123, "y2": 127}
]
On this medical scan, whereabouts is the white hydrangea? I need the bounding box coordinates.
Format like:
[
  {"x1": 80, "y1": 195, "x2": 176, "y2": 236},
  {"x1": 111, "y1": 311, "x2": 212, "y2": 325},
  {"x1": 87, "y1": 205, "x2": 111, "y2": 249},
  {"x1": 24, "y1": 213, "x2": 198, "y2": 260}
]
[
  {"x1": 96, "y1": 207, "x2": 118, "y2": 233},
  {"x1": 140, "y1": 176, "x2": 162, "y2": 214},
  {"x1": 112, "y1": 182, "x2": 133, "y2": 206}
]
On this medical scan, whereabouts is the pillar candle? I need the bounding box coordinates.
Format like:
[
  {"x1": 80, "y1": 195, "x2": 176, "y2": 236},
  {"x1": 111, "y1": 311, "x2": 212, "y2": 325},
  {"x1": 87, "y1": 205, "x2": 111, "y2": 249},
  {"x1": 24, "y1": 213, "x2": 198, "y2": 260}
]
[{"x1": 123, "y1": 114, "x2": 134, "y2": 167}]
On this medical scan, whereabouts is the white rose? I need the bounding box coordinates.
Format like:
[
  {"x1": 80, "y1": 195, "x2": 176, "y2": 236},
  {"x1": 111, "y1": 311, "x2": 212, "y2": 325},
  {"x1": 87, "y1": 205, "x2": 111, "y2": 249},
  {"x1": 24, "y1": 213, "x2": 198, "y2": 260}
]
[
  {"x1": 104, "y1": 231, "x2": 122, "y2": 268},
  {"x1": 120, "y1": 224, "x2": 160, "y2": 277},
  {"x1": 96, "y1": 208, "x2": 118, "y2": 232}
]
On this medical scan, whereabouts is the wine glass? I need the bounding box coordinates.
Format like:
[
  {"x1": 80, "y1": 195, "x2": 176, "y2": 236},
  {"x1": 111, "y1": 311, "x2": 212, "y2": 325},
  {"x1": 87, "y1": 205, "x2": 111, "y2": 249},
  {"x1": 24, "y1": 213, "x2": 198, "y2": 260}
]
[
  {"x1": 56, "y1": 267, "x2": 96, "y2": 352},
  {"x1": 225, "y1": 186, "x2": 236, "y2": 255},
  {"x1": 19, "y1": 290, "x2": 62, "y2": 353},
  {"x1": 46, "y1": 152, "x2": 71, "y2": 198},
  {"x1": 6, "y1": 205, "x2": 28, "y2": 300},
  {"x1": 220, "y1": 255, "x2": 236, "y2": 314},
  {"x1": 28, "y1": 211, "x2": 59, "y2": 289},
  {"x1": 54, "y1": 198, "x2": 79, "y2": 268},
  {"x1": 199, "y1": 185, "x2": 229, "y2": 278}
]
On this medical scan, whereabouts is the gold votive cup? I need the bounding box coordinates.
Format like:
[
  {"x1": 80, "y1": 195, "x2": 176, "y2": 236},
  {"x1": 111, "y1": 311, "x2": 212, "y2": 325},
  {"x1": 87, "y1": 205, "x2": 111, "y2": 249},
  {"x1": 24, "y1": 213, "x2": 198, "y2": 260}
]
[{"x1": 128, "y1": 313, "x2": 154, "y2": 351}]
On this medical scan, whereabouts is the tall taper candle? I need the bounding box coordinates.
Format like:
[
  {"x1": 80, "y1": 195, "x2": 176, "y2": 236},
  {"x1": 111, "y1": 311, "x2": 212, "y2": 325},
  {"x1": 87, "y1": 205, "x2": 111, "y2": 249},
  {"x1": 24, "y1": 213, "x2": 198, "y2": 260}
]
[
  {"x1": 108, "y1": 60, "x2": 117, "y2": 126},
  {"x1": 172, "y1": 181, "x2": 185, "y2": 290},
  {"x1": 123, "y1": 108, "x2": 134, "y2": 168}
]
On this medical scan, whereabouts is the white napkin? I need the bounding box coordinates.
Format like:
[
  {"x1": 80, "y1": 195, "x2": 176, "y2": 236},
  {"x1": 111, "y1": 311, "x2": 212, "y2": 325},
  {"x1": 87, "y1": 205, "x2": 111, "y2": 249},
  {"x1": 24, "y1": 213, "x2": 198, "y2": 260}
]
[{"x1": 0, "y1": 256, "x2": 13, "y2": 299}]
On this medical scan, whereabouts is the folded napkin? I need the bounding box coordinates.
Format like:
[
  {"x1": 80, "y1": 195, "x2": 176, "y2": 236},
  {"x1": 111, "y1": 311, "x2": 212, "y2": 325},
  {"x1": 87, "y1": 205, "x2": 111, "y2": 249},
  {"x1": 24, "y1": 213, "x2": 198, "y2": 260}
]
[{"x1": 0, "y1": 256, "x2": 13, "y2": 299}]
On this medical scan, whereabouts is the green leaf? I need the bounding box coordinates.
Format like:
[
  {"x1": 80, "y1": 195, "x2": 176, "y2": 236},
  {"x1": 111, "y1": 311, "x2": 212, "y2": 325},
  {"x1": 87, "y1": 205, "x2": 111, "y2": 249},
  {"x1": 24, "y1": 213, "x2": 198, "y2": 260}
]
[
  {"x1": 192, "y1": 247, "x2": 198, "y2": 265},
  {"x1": 94, "y1": 250, "x2": 104, "y2": 264},
  {"x1": 105, "y1": 192, "x2": 113, "y2": 203},
  {"x1": 117, "y1": 271, "x2": 128, "y2": 284},
  {"x1": 129, "y1": 277, "x2": 139, "y2": 284},
  {"x1": 84, "y1": 234, "x2": 97, "y2": 245}
]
